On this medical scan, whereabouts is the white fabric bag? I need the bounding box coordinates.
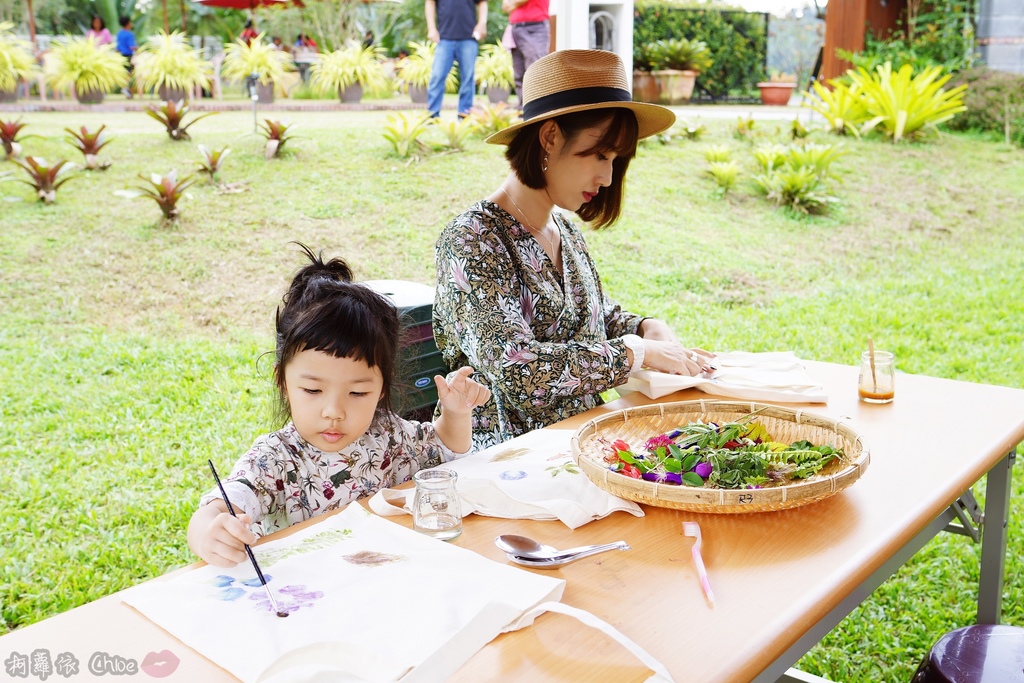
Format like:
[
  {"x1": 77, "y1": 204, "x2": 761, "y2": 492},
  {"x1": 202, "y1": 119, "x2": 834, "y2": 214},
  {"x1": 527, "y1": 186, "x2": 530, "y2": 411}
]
[
  {"x1": 370, "y1": 429, "x2": 643, "y2": 529},
  {"x1": 620, "y1": 351, "x2": 828, "y2": 403}
]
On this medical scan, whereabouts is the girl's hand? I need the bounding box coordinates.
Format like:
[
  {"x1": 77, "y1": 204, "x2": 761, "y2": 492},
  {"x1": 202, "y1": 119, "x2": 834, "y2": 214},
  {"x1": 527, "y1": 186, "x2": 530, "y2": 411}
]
[
  {"x1": 638, "y1": 318, "x2": 678, "y2": 342},
  {"x1": 188, "y1": 502, "x2": 258, "y2": 568},
  {"x1": 434, "y1": 366, "x2": 491, "y2": 416}
]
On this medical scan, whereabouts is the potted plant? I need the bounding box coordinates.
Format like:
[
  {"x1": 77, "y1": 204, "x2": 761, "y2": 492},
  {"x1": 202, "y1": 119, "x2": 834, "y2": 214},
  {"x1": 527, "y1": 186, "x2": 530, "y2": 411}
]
[
  {"x1": 44, "y1": 35, "x2": 128, "y2": 104},
  {"x1": 133, "y1": 31, "x2": 212, "y2": 102},
  {"x1": 632, "y1": 42, "x2": 659, "y2": 104},
  {"x1": 309, "y1": 44, "x2": 388, "y2": 104},
  {"x1": 757, "y1": 71, "x2": 798, "y2": 106},
  {"x1": 221, "y1": 33, "x2": 292, "y2": 104},
  {"x1": 0, "y1": 22, "x2": 40, "y2": 103},
  {"x1": 649, "y1": 37, "x2": 712, "y2": 105},
  {"x1": 396, "y1": 41, "x2": 456, "y2": 104},
  {"x1": 475, "y1": 43, "x2": 514, "y2": 104}
]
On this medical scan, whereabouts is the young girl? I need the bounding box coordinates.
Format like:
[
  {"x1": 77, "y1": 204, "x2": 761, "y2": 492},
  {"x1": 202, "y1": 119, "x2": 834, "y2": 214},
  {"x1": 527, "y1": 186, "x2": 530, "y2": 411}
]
[{"x1": 188, "y1": 245, "x2": 490, "y2": 567}]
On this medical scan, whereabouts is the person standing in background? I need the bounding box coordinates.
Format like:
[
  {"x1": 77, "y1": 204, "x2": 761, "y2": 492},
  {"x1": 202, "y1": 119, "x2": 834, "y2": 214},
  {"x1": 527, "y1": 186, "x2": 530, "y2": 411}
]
[
  {"x1": 503, "y1": 0, "x2": 549, "y2": 111},
  {"x1": 115, "y1": 16, "x2": 136, "y2": 98},
  {"x1": 240, "y1": 19, "x2": 259, "y2": 46},
  {"x1": 87, "y1": 15, "x2": 112, "y2": 46},
  {"x1": 425, "y1": 0, "x2": 487, "y2": 119}
]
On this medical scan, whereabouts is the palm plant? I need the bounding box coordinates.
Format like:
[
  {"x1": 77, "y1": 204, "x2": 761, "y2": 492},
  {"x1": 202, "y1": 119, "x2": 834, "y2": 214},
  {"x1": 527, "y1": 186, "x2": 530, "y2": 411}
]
[
  {"x1": 258, "y1": 119, "x2": 298, "y2": 159},
  {"x1": 396, "y1": 41, "x2": 456, "y2": 94},
  {"x1": 116, "y1": 170, "x2": 196, "y2": 220},
  {"x1": 221, "y1": 33, "x2": 293, "y2": 87},
  {"x1": 309, "y1": 45, "x2": 389, "y2": 101},
  {"x1": 133, "y1": 31, "x2": 213, "y2": 99},
  {"x1": 145, "y1": 99, "x2": 217, "y2": 141},
  {"x1": 475, "y1": 44, "x2": 514, "y2": 92},
  {"x1": 0, "y1": 22, "x2": 40, "y2": 99},
  {"x1": 195, "y1": 144, "x2": 230, "y2": 181},
  {"x1": 44, "y1": 36, "x2": 128, "y2": 103},
  {"x1": 65, "y1": 125, "x2": 113, "y2": 170},
  {"x1": 649, "y1": 38, "x2": 712, "y2": 73},
  {"x1": 12, "y1": 156, "x2": 77, "y2": 203},
  {"x1": 1, "y1": 116, "x2": 33, "y2": 159},
  {"x1": 382, "y1": 112, "x2": 431, "y2": 158}
]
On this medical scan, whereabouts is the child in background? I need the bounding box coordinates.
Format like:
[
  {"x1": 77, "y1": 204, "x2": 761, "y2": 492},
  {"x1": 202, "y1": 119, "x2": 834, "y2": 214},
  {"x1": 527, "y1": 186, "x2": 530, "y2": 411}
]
[
  {"x1": 187, "y1": 244, "x2": 491, "y2": 567},
  {"x1": 87, "y1": 15, "x2": 112, "y2": 46}
]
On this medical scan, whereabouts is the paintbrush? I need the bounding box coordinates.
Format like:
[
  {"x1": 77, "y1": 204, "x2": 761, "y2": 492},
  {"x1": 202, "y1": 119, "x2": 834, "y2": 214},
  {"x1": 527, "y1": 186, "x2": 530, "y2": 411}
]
[
  {"x1": 867, "y1": 337, "x2": 878, "y2": 393},
  {"x1": 207, "y1": 459, "x2": 288, "y2": 618}
]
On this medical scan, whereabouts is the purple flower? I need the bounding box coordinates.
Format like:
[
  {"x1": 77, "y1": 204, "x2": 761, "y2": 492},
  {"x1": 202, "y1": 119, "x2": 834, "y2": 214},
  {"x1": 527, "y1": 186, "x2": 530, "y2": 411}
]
[
  {"x1": 694, "y1": 462, "x2": 712, "y2": 478},
  {"x1": 663, "y1": 472, "x2": 682, "y2": 485},
  {"x1": 641, "y1": 472, "x2": 660, "y2": 482}
]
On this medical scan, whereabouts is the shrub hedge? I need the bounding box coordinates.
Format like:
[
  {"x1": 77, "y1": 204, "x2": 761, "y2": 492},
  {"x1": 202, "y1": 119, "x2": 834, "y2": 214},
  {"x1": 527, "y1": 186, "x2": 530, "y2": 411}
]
[
  {"x1": 946, "y1": 67, "x2": 1024, "y2": 146},
  {"x1": 633, "y1": 1, "x2": 767, "y2": 100}
]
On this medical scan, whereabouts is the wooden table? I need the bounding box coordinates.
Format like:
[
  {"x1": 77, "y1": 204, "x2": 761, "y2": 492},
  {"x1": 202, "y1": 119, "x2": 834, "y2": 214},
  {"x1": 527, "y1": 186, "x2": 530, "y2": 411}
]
[{"x1": 2, "y1": 362, "x2": 1022, "y2": 682}]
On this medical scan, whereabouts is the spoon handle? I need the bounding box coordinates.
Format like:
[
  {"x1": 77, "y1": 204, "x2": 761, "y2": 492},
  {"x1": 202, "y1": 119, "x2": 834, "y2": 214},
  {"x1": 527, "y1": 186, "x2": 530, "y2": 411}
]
[{"x1": 537, "y1": 541, "x2": 631, "y2": 561}]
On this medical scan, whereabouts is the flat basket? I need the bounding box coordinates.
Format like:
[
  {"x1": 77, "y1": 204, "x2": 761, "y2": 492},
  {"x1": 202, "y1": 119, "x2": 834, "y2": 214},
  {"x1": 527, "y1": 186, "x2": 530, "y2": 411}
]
[{"x1": 571, "y1": 399, "x2": 869, "y2": 514}]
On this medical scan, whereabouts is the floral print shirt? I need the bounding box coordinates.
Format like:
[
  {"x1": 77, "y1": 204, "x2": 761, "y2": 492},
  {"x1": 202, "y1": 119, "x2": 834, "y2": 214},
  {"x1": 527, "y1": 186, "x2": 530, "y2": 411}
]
[
  {"x1": 199, "y1": 416, "x2": 465, "y2": 536},
  {"x1": 434, "y1": 200, "x2": 644, "y2": 450}
]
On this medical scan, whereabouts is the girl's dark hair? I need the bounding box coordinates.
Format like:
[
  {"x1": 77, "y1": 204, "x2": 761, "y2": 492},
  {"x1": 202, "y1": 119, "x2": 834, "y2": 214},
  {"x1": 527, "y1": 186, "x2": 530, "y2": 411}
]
[
  {"x1": 505, "y1": 108, "x2": 639, "y2": 230},
  {"x1": 273, "y1": 243, "x2": 400, "y2": 424},
  {"x1": 92, "y1": 15, "x2": 105, "y2": 29}
]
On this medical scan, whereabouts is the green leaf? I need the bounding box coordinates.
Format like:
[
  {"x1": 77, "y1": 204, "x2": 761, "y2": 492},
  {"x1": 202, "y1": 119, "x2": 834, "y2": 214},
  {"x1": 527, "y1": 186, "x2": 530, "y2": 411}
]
[{"x1": 682, "y1": 471, "x2": 705, "y2": 487}]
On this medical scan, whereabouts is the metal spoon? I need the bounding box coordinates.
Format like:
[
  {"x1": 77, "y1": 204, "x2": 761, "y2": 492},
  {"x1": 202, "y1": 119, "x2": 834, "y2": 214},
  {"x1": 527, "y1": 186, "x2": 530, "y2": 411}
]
[{"x1": 494, "y1": 534, "x2": 631, "y2": 564}]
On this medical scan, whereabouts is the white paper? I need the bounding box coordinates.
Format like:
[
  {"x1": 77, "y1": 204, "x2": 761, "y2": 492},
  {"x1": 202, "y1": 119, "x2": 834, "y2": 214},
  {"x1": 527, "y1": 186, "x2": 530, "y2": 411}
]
[
  {"x1": 123, "y1": 505, "x2": 565, "y2": 683},
  {"x1": 620, "y1": 351, "x2": 828, "y2": 403},
  {"x1": 370, "y1": 429, "x2": 643, "y2": 529}
]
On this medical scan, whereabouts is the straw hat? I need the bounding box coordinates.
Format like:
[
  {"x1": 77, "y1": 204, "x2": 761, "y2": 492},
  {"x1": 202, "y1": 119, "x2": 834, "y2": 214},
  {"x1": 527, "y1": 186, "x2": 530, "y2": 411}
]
[{"x1": 485, "y1": 49, "x2": 676, "y2": 145}]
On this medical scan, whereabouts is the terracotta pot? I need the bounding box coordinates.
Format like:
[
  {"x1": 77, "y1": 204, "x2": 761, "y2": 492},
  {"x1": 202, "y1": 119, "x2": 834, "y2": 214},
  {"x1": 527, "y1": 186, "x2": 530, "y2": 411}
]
[
  {"x1": 408, "y1": 84, "x2": 428, "y2": 104},
  {"x1": 76, "y1": 88, "x2": 104, "y2": 104},
  {"x1": 486, "y1": 85, "x2": 510, "y2": 104},
  {"x1": 757, "y1": 82, "x2": 797, "y2": 106},
  {"x1": 652, "y1": 69, "x2": 697, "y2": 105},
  {"x1": 632, "y1": 71, "x2": 659, "y2": 103},
  {"x1": 339, "y1": 83, "x2": 363, "y2": 103}
]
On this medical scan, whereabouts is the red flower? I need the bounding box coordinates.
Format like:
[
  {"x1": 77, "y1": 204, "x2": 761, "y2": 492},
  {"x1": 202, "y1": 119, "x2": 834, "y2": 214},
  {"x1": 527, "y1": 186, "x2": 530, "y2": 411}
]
[
  {"x1": 621, "y1": 464, "x2": 641, "y2": 479},
  {"x1": 611, "y1": 439, "x2": 632, "y2": 453}
]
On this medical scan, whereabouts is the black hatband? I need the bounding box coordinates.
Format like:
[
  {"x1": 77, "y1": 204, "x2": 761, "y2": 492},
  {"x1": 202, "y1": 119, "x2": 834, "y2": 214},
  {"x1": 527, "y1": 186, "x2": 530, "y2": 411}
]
[{"x1": 522, "y1": 86, "x2": 631, "y2": 121}]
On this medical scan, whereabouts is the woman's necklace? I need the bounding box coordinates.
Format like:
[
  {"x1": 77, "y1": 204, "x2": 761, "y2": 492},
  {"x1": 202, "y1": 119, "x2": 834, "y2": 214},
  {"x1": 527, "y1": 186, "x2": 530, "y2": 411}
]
[{"x1": 500, "y1": 187, "x2": 560, "y2": 255}]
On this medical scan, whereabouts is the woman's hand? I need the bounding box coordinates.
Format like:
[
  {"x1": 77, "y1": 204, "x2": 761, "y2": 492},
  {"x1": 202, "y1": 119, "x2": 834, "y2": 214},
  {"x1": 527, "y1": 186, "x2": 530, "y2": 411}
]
[
  {"x1": 435, "y1": 366, "x2": 491, "y2": 416},
  {"x1": 187, "y1": 500, "x2": 257, "y2": 568},
  {"x1": 638, "y1": 318, "x2": 678, "y2": 342},
  {"x1": 643, "y1": 341, "x2": 715, "y2": 376}
]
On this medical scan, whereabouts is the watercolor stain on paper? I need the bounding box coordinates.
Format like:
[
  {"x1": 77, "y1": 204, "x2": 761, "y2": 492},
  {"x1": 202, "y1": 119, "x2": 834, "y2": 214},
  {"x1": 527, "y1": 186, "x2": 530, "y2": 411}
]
[
  {"x1": 545, "y1": 461, "x2": 580, "y2": 477},
  {"x1": 489, "y1": 447, "x2": 531, "y2": 463},
  {"x1": 499, "y1": 470, "x2": 528, "y2": 481},
  {"x1": 342, "y1": 551, "x2": 404, "y2": 567},
  {"x1": 257, "y1": 527, "x2": 353, "y2": 568},
  {"x1": 210, "y1": 575, "x2": 324, "y2": 615}
]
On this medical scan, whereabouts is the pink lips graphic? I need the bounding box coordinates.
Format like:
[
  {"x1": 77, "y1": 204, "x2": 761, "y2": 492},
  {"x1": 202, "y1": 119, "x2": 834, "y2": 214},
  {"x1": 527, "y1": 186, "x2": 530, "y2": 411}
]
[{"x1": 141, "y1": 650, "x2": 180, "y2": 678}]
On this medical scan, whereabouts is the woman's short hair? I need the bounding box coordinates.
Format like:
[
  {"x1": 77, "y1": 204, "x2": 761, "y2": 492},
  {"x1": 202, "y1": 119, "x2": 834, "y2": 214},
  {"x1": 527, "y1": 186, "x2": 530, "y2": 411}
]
[{"x1": 504, "y1": 108, "x2": 639, "y2": 230}]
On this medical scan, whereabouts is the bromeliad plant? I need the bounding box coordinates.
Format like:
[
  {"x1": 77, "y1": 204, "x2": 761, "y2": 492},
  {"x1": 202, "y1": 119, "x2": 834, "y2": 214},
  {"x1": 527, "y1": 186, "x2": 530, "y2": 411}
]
[
  {"x1": 705, "y1": 160, "x2": 741, "y2": 196},
  {"x1": 753, "y1": 165, "x2": 839, "y2": 215},
  {"x1": 12, "y1": 156, "x2": 77, "y2": 203},
  {"x1": 1, "y1": 116, "x2": 33, "y2": 159},
  {"x1": 467, "y1": 102, "x2": 519, "y2": 137},
  {"x1": 382, "y1": 112, "x2": 431, "y2": 159},
  {"x1": 703, "y1": 144, "x2": 732, "y2": 163},
  {"x1": 195, "y1": 144, "x2": 230, "y2": 181},
  {"x1": 803, "y1": 79, "x2": 869, "y2": 137},
  {"x1": 605, "y1": 417, "x2": 845, "y2": 489},
  {"x1": 145, "y1": 99, "x2": 217, "y2": 141},
  {"x1": 258, "y1": 119, "x2": 298, "y2": 159},
  {"x1": 851, "y1": 62, "x2": 968, "y2": 142},
  {"x1": 65, "y1": 125, "x2": 113, "y2": 170},
  {"x1": 116, "y1": 170, "x2": 196, "y2": 220},
  {"x1": 430, "y1": 116, "x2": 474, "y2": 152}
]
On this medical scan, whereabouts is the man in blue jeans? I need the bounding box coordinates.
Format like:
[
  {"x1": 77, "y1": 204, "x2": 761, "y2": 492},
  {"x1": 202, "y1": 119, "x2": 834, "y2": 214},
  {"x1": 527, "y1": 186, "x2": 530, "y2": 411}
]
[{"x1": 425, "y1": 0, "x2": 487, "y2": 119}]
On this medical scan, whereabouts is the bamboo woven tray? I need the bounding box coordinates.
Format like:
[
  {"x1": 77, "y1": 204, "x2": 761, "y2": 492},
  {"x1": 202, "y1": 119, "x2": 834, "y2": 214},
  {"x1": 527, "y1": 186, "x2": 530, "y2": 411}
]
[{"x1": 571, "y1": 400, "x2": 870, "y2": 513}]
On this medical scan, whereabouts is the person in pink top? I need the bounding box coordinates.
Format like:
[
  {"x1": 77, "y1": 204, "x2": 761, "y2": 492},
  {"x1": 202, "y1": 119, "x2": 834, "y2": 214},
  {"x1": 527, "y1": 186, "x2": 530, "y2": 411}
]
[
  {"x1": 86, "y1": 15, "x2": 112, "y2": 46},
  {"x1": 502, "y1": 0, "x2": 550, "y2": 110}
]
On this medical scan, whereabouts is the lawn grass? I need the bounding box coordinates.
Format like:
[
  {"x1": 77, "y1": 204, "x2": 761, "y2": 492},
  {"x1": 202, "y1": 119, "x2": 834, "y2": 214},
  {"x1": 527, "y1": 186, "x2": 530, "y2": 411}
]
[{"x1": 2, "y1": 107, "x2": 1023, "y2": 680}]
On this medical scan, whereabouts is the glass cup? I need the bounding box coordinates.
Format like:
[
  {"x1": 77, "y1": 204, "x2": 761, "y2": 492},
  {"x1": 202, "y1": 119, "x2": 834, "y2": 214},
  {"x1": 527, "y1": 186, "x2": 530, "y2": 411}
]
[
  {"x1": 858, "y1": 350, "x2": 895, "y2": 403},
  {"x1": 412, "y1": 469, "x2": 463, "y2": 541}
]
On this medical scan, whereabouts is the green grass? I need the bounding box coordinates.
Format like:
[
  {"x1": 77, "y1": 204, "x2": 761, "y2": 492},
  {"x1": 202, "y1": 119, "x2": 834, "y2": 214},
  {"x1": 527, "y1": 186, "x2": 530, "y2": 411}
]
[{"x1": 2, "y1": 108, "x2": 1024, "y2": 680}]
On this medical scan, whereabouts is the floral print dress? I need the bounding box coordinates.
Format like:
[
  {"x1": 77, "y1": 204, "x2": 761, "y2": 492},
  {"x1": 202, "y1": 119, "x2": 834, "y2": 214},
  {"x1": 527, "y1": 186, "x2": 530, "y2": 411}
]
[
  {"x1": 434, "y1": 200, "x2": 645, "y2": 450},
  {"x1": 199, "y1": 416, "x2": 464, "y2": 536}
]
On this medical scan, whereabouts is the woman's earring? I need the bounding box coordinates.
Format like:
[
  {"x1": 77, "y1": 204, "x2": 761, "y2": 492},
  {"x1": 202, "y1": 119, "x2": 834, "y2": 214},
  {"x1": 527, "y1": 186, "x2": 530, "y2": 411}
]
[{"x1": 541, "y1": 153, "x2": 549, "y2": 172}]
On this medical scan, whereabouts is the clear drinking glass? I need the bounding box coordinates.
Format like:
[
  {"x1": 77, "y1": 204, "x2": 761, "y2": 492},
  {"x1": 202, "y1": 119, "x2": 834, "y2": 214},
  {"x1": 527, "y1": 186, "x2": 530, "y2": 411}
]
[
  {"x1": 412, "y1": 469, "x2": 463, "y2": 541},
  {"x1": 858, "y1": 350, "x2": 895, "y2": 403}
]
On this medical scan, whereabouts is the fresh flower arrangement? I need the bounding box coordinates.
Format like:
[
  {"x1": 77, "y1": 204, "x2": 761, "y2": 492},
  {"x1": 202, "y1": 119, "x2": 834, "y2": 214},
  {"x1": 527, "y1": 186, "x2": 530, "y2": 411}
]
[{"x1": 604, "y1": 414, "x2": 845, "y2": 489}]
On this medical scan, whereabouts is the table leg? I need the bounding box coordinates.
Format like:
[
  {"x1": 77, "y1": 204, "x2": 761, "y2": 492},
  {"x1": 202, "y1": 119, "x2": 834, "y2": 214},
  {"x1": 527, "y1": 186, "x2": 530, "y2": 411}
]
[{"x1": 978, "y1": 449, "x2": 1016, "y2": 624}]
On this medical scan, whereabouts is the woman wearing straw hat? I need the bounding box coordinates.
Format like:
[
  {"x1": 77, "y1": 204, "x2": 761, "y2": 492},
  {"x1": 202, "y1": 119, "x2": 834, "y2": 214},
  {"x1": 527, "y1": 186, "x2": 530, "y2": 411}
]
[{"x1": 433, "y1": 49, "x2": 715, "y2": 449}]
